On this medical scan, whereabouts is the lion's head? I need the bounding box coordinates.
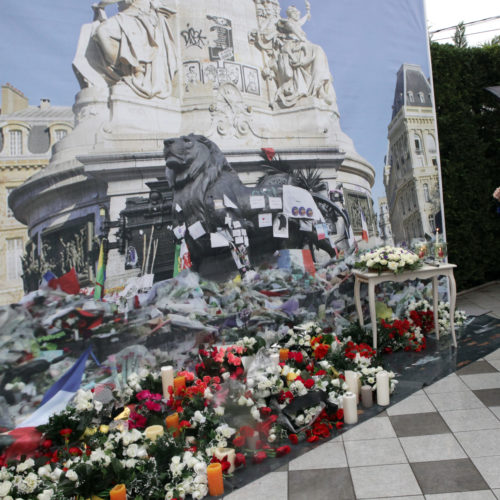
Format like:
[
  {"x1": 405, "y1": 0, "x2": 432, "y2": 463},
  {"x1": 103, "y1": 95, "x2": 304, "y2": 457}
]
[{"x1": 164, "y1": 134, "x2": 230, "y2": 188}]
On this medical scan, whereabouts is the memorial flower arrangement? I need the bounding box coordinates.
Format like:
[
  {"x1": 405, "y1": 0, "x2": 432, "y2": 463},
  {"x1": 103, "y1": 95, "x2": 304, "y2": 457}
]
[
  {"x1": 356, "y1": 246, "x2": 421, "y2": 274},
  {"x1": 0, "y1": 321, "x2": 399, "y2": 499}
]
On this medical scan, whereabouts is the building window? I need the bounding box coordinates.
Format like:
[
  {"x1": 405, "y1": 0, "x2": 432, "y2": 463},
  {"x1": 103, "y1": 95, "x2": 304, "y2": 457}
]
[
  {"x1": 414, "y1": 137, "x2": 422, "y2": 154},
  {"x1": 423, "y1": 183, "x2": 430, "y2": 202},
  {"x1": 6, "y1": 238, "x2": 23, "y2": 280},
  {"x1": 432, "y1": 158, "x2": 438, "y2": 167},
  {"x1": 407, "y1": 91, "x2": 414, "y2": 103},
  {"x1": 54, "y1": 129, "x2": 67, "y2": 142},
  {"x1": 6, "y1": 187, "x2": 15, "y2": 218},
  {"x1": 9, "y1": 130, "x2": 22, "y2": 156},
  {"x1": 418, "y1": 92, "x2": 425, "y2": 103},
  {"x1": 428, "y1": 214, "x2": 436, "y2": 232}
]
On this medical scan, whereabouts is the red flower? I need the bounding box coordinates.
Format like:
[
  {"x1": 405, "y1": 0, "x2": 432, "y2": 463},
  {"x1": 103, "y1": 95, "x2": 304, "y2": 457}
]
[
  {"x1": 239, "y1": 426, "x2": 255, "y2": 438},
  {"x1": 289, "y1": 433, "x2": 299, "y2": 444},
  {"x1": 59, "y1": 428, "x2": 73, "y2": 437},
  {"x1": 211, "y1": 455, "x2": 230, "y2": 473},
  {"x1": 306, "y1": 434, "x2": 319, "y2": 443},
  {"x1": 145, "y1": 400, "x2": 162, "y2": 412},
  {"x1": 314, "y1": 344, "x2": 330, "y2": 360},
  {"x1": 68, "y1": 447, "x2": 82, "y2": 456},
  {"x1": 42, "y1": 439, "x2": 53, "y2": 449},
  {"x1": 252, "y1": 451, "x2": 267, "y2": 464},
  {"x1": 335, "y1": 409, "x2": 344, "y2": 420},
  {"x1": 276, "y1": 445, "x2": 291, "y2": 457},
  {"x1": 303, "y1": 378, "x2": 314, "y2": 389},
  {"x1": 259, "y1": 406, "x2": 272, "y2": 417},
  {"x1": 233, "y1": 436, "x2": 246, "y2": 448},
  {"x1": 179, "y1": 420, "x2": 191, "y2": 429},
  {"x1": 235, "y1": 452, "x2": 246, "y2": 467},
  {"x1": 335, "y1": 421, "x2": 344, "y2": 430},
  {"x1": 135, "y1": 390, "x2": 152, "y2": 401}
]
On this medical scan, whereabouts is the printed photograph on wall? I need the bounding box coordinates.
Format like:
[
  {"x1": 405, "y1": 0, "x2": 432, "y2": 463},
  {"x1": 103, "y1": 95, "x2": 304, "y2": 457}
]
[{"x1": 0, "y1": 0, "x2": 454, "y2": 452}]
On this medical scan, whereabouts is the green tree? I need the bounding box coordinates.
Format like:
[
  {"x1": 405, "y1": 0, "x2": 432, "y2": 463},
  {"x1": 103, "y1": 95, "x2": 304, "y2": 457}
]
[
  {"x1": 431, "y1": 42, "x2": 500, "y2": 289},
  {"x1": 453, "y1": 22, "x2": 468, "y2": 48}
]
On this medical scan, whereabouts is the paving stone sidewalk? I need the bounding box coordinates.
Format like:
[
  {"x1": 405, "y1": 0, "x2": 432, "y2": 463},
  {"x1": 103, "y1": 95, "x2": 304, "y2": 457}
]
[{"x1": 224, "y1": 282, "x2": 500, "y2": 499}]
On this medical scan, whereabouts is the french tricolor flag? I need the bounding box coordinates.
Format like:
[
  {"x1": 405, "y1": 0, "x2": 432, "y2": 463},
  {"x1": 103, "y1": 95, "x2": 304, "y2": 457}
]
[
  {"x1": 17, "y1": 347, "x2": 99, "y2": 428},
  {"x1": 361, "y1": 211, "x2": 369, "y2": 242},
  {"x1": 277, "y1": 249, "x2": 316, "y2": 276}
]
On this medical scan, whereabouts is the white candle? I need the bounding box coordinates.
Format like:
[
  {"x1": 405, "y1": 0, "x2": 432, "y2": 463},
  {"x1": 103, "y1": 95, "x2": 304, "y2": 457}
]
[
  {"x1": 343, "y1": 392, "x2": 358, "y2": 424},
  {"x1": 345, "y1": 370, "x2": 360, "y2": 402},
  {"x1": 270, "y1": 352, "x2": 280, "y2": 366},
  {"x1": 376, "y1": 371, "x2": 390, "y2": 406},
  {"x1": 361, "y1": 385, "x2": 373, "y2": 408},
  {"x1": 161, "y1": 366, "x2": 174, "y2": 400},
  {"x1": 214, "y1": 447, "x2": 236, "y2": 473}
]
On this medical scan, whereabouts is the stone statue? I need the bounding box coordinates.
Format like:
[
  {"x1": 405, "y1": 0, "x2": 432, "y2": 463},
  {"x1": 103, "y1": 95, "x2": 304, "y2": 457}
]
[
  {"x1": 250, "y1": 0, "x2": 337, "y2": 110},
  {"x1": 75, "y1": 0, "x2": 179, "y2": 99}
]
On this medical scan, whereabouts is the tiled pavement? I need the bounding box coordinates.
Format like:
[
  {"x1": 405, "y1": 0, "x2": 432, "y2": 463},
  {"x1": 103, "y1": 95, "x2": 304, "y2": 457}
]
[{"x1": 224, "y1": 282, "x2": 500, "y2": 499}]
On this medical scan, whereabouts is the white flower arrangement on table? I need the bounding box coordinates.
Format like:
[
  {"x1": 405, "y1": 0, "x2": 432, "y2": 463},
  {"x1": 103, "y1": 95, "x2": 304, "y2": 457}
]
[{"x1": 356, "y1": 246, "x2": 421, "y2": 274}]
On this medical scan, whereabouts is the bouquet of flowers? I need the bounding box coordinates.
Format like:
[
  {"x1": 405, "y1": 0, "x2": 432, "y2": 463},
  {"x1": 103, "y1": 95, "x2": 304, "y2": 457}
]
[{"x1": 356, "y1": 246, "x2": 421, "y2": 274}]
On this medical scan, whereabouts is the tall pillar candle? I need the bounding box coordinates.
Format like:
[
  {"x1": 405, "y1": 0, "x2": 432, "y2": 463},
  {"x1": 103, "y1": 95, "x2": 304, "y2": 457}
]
[
  {"x1": 344, "y1": 371, "x2": 360, "y2": 402},
  {"x1": 166, "y1": 412, "x2": 179, "y2": 437},
  {"x1": 343, "y1": 391, "x2": 358, "y2": 424},
  {"x1": 145, "y1": 425, "x2": 164, "y2": 442},
  {"x1": 279, "y1": 348, "x2": 289, "y2": 362},
  {"x1": 173, "y1": 375, "x2": 186, "y2": 395},
  {"x1": 207, "y1": 462, "x2": 224, "y2": 496},
  {"x1": 161, "y1": 366, "x2": 174, "y2": 400},
  {"x1": 214, "y1": 447, "x2": 236, "y2": 473},
  {"x1": 109, "y1": 484, "x2": 126, "y2": 500},
  {"x1": 361, "y1": 385, "x2": 373, "y2": 408},
  {"x1": 376, "y1": 370, "x2": 390, "y2": 406},
  {"x1": 270, "y1": 352, "x2": 280, "y2": 367}
]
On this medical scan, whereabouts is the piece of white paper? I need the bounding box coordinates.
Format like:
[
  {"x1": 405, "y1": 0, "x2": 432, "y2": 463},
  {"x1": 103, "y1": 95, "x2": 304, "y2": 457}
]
[
  {"x1": 188, "y1": 221, "x2": 206, "y2": 240},
  {"x1": 268, "y1": 196, "x2": 283, "y2": 210},
  {"x1": 175, "y1": 203, "x2": 182, "y2": 213},
  {"x1": 224, "y1": 194, "x2": 238, "y2": 209},
  {"x1": 213, "y1": 198, "x2": 224, "y2": 210},
  {"x1": 235, "y1": 236, "x2": 244, "y2": 244},
  {"x1": 273, "y1": 213, "x2": 289, "y2": 238},
  {"x1": 233, "y1": 229, "x2": 242, "y2": 237},
  {"x1": 244, "y1": 236, "x2": 249, "y2": 246},
  {"x1": 210, "y1": 232, "x2": 230, "y2": 248},
  {"x1": 315, "y1": 223, "x2": 328, "y2": 241},
  {"x1": 225, "y1": 215, "x2": 232, "y2": 226},
  {"x1": 233, "y1": 220, "x2": 242, "y2": 229},
  {"x1": 282, "y1": 185, "x2": 324, "y2": 221},
  {"x1": 250, "y1": 195, "x2": 265, "y2": 209},
  {"x1": 241, "y1": 228, "x2": 247, "y2": 236},
  {"x1": 258, "y1": 213, "x2": 272, "y2": 227},
  {"x1": 299, "y1": 220, "x2": 313, "y2": 232},
  {"x1": 173, "y1": 224, "x2": 186, "y2": 239}
]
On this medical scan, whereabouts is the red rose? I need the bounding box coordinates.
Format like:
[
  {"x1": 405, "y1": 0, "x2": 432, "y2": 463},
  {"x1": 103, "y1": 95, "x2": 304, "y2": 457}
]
[
  {"x1": 306, "y1": 434, "x2": 319, "y2": 443},
  {"x1": 314, "y1": 344, "x2": 330, "y2": 360},
  {"x1": 289, "y1": 433, "x2": 299, "y2": 444},
  {"x1": 335, "y1": 409, "x2": 344, "y2": 420},
  {"x1": 259, "y1": 406, "x2": 272, "y2": 417},
  {"x1": 179, "y1": 420, "x2": 191, "y2": 429},
  {"x1": 276, "y1": 445, "x2": 291, "y2": 457},
  {"x1": 42, "y1": 439, "x2": 53, "y2": 449},
  {"x1": 68, "y1": 447, "x2": 82, "y2": 456},
  {"x1": 59, "y1": 428, "x2": 73, "y2": 437},
  {"x1": 303, "y1": 379, "x2": 315, "y2": 389},
  {"x1": 252, "y1": 451, "x2": 267, "y2": 464},
  {"x1": 235, "y1": 452, "x2": 246, "y2": 467},
  {"x1": 233, "y1": 436, "x2": 246, "y2": 448},
  {"x1": 239, "y1": 425, "x2": 255, "y2": 438}
]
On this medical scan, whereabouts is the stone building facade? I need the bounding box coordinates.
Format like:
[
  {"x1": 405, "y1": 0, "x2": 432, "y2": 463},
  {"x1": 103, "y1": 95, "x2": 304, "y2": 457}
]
[
  {"x1": 0, "y1": 84, "x2": 73, "y2": 304},
  {"x1": 378, "y1": 196, "x2": 394, "y2": 246},
  {"x1": 383, "y1": 64, "x2": 441, "y2": 244}
]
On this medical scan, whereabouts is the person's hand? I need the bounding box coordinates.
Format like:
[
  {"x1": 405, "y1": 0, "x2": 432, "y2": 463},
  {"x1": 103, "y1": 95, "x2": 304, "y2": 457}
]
[{"x1": 493, "y1": 186, "x2": 500, "y2": 202}]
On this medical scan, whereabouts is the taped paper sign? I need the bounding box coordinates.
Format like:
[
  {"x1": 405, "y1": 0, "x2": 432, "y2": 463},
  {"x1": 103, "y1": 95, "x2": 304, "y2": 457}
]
[
  {"x1": 210, "y1": 232, "x2": 230, "y2": 248},
  {"x1": 268, "y1": 196, "x2": 283, "y2": 210},
  {"x1": 188, "y1": 221, "x2": 206, "y2": 240},
  {"x1": 273, "y1": 213, "x2": 289, "y2": 238},
  {"x1": 282, "y1": 185, "x2": 324, "y2": 221},
  {"x1": 250, "y1": 195, "x2": 265, "y2": 209},
  {"x1": 173, "y1": 224, "x2": 186, "y2": 239},
  {"x1": 224, "y1": 194, "x2": 238, "y2": 209},
  {"x1": 175, "y1": 204, "x2": 182, "y2": 213},
  {"x1": 258, "y1": 213, "x2": 272, "y2": 227},
  {"x1": 299, "y1": 220, "x2": 313, "y2": 232},
  {"x1": 213, "y1": 198, "x2": 224, "y2": 210}
]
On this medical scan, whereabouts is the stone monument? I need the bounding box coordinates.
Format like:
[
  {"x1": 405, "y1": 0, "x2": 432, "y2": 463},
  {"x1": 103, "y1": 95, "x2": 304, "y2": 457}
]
[{"x1": 10, "y1": 0, "x2": 375, "y2": 286}]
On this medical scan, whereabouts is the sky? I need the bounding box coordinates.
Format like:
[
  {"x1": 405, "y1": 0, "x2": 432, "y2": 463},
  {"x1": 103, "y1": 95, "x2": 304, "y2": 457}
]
[{"x1": 1, "y1": 0, "x2": 499, "y2": 211}]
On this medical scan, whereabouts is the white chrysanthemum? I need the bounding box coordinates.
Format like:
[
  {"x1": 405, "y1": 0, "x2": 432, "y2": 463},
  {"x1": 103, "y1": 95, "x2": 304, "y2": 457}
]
[
  {"x1": 0, "y1": 481, "x2": 12, "y2": 497},
  {"x1": 16, "y1": 458, "x2": 34, "y2": 473}
]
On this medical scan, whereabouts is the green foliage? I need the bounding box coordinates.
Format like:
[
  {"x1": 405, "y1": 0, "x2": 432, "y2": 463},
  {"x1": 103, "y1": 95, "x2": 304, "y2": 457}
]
[
  {"x1": 453, "y1": 22, "x2": 468, "y2": 48},
  {"x1": 431, "y1": 43, "x2": 500, "y2": 290}
]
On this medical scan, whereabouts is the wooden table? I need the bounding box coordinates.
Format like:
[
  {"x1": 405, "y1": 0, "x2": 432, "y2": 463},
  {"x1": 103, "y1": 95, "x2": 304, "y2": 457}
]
[{"x1": 353, "y1": 263, "x2": 457, "y2": 350}]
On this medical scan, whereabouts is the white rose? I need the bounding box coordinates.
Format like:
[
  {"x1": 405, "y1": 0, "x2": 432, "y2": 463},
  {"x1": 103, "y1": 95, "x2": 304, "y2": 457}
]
[
  {"x1": 0, "y1": 481, "x2": 12, "y2": 497},
  {"x1": 66, "y1": 469, "x2": 78, "y2": 482},
  {"x1": 127, "y1": 443, "x2": 139, "y2": 458},
  {"x1": 37, "y1": 489, "x2": 54, "y2": 500},
  {"x1": 214, "y1": 406, "x2": 225, "y2": 416}
]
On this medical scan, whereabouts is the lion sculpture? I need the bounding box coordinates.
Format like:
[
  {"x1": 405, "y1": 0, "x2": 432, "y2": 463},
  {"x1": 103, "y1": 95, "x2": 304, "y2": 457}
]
[{"x1": 164, "y1": 134, "x2": 347, "y2": 276}]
